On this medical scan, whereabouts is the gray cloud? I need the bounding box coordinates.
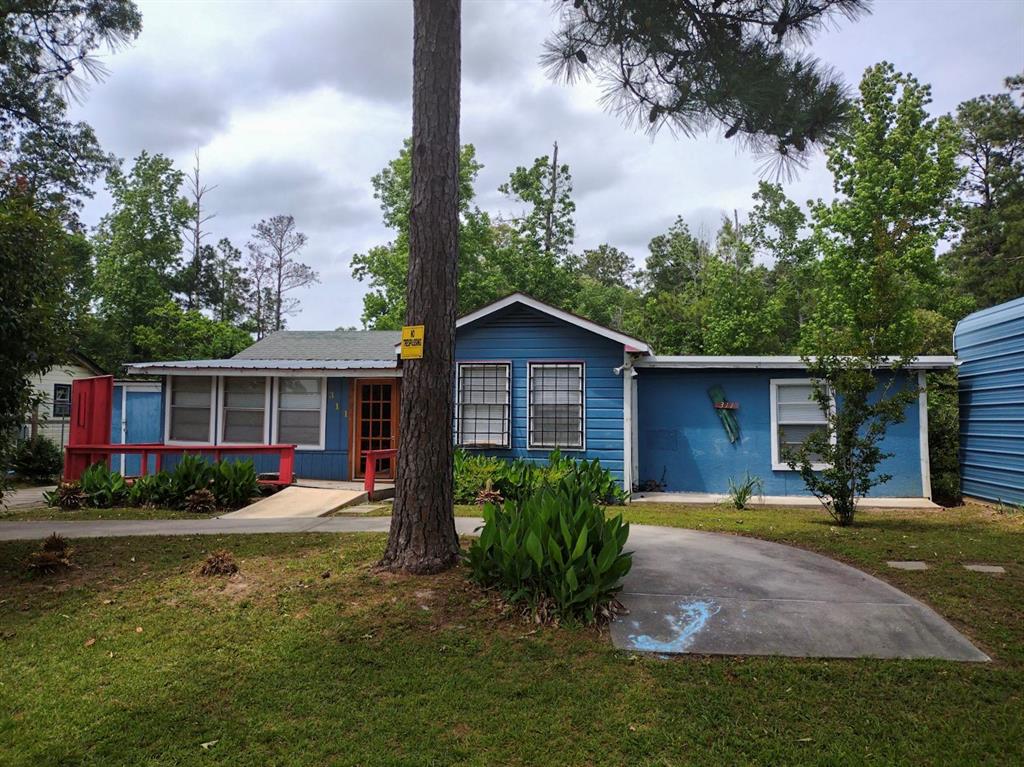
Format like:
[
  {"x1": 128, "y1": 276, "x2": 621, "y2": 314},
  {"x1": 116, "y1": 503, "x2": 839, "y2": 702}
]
[{"x1": 67, "y1": 0, "x2": 1024, "y2": 330}]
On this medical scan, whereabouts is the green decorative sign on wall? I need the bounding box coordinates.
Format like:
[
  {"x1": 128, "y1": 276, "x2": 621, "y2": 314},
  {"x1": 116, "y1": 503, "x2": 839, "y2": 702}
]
[{"x1": 707, "y1": 385, "x2": 740, "y2": 443}]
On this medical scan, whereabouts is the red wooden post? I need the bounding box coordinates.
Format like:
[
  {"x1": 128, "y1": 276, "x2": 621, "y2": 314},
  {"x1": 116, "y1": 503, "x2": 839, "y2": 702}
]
[
  {"x1": 279, "y1": 446, "x2": 294, "y2": 485},
  {"x1": 140, "y1": 451, "x2": 148, "y2": 476},
  {"x1": 155, "y1": 452, "x2": 162, "y2": 474},
  {"x1": 364, "y1": 454, "x2": 376, "y2": 494}
]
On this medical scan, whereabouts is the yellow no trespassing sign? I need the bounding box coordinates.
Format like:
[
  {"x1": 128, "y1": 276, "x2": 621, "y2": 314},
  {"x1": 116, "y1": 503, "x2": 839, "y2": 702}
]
[{"x1": 401, "y1": 325, "x2": 424, "y2": 359}]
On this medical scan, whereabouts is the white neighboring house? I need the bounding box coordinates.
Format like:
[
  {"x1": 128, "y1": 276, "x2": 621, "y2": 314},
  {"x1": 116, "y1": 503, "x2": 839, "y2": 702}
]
[{"x1": 22, "y1": 353, "x2": 105, "y2": 448}]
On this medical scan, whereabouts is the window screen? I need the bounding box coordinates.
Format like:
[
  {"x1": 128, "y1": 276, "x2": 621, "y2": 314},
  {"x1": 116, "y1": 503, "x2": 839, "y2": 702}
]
[
  {"x1": 169, "y1": 376, "x2": 212, "y2": 442},
  {"x1": 457, "y1": 363, "x2": 510, "y2": 447},
  {"x1": 774, "y1": 381, "x2": 829, "y2": 466},
  {"x1": 528, "y1": 363, "x2": 584, "y2": 449},
  {"x1": 52, "y1": 383, "x2": 71, "y2": 418},
  {"x1": 221, "y1": 377, "x2": 266, "y2": 443},
  {"x1": 277, "y1": 378, "x2": 323, "y2": 447}
]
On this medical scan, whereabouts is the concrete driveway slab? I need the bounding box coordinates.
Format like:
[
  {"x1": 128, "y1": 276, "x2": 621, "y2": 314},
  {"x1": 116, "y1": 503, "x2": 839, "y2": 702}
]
[{"x1": 612, "y1": 525, "x2": 988, "y2": 662}]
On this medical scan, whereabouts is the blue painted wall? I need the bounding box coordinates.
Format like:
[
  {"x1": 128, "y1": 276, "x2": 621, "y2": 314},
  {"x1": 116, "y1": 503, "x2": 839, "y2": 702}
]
[
  {"x1": 455, "y1": 304, "x2": 626, "y2": 484},
  {"x1": 636, "y1": 368, "x2": 924, "y2": 496},
  {"x1": 955, "y1": 296, "x2": 1024, "y2": 505}
]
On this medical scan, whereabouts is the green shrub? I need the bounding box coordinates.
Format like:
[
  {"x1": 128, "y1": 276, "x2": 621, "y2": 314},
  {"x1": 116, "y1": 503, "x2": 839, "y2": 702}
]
[
  {"x1": 453, "y1": 450, "x2": 505, "y2": 504},
  {"x1": 465, "y1": 482, "x2": 633, "y2": 625},
  {"x1": 79, "y1": 463, "x2": 128, "y2": 508},
  {"x1": 127, "y1": 473, "x2": 175, "y2": 508},
  {"x1": 212, "y1": 459, "x2": 259, "y2": 509},
  {"x1": 454, "y1": 449, "x2": 626, "y2": 506},
  {"x1": 726, "y1": 472, "x2": 763, "y2": 510},
  {"x1": 168, "y1": 454, "x2": 215, "y2": 503},
  {"x1": 12, "y1": 436, "x2": 62, "y2": 482}
]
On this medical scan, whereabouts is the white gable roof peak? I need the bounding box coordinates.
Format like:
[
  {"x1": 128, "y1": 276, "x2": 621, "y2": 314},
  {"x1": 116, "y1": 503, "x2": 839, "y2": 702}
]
[{"x1": 454, "y1": 293, "x2": 652, "y2": 354}]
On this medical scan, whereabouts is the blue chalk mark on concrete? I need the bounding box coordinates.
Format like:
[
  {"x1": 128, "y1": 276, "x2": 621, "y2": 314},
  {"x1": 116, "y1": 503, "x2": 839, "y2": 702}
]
[{"x1": 627, "y1": 599, "x2": 721, "y2": 653}]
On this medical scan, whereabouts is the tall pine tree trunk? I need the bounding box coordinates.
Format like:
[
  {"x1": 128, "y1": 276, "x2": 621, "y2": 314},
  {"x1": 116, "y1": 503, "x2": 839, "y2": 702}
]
[{"x1": 378, "y1": 0, "x2": 461, "y2": 574}]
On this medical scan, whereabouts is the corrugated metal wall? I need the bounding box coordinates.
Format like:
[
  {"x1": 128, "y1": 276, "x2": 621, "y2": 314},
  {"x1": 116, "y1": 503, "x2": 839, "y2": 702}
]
[{"x1": 954, "y1": 296, "x2": 1024, "y2": 505}]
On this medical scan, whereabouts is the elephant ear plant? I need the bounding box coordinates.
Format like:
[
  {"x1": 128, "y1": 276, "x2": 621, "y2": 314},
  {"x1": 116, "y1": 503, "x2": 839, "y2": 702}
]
[{"x1": 465, "y1": 479, "x2": 633, "y2": 625}]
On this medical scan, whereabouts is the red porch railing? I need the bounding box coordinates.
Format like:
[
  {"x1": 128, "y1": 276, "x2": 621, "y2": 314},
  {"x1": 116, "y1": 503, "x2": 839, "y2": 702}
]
[
  {"x1": 64, "y1": 444, "x2": 297, "y2": 486},
  {"x1": 363, "y1": 448, "x2": 397, "y2": 496}
]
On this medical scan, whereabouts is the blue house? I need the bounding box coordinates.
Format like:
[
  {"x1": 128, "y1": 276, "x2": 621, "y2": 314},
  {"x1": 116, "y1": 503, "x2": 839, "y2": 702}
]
[
  {"x1": 125, "y1": 293, "x2": 951, "y2": 502},
  {"x1": 954, "y1": 296, "x2": 1024, "y2": 506}
]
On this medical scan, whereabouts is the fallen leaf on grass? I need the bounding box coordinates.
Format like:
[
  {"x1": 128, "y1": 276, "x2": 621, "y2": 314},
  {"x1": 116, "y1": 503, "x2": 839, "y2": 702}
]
[
  {"x1": 84, "y1": 638, "x2": 96, "y2": 647},
  {"x1": 135, "y1": 626, "x2": 143, "y2": 634},
  {"x1": 200, "y1": 740, "x2": 219, "y2": 750}
]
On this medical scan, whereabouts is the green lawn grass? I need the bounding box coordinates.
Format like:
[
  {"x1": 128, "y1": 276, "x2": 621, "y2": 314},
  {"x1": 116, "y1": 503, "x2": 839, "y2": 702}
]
[
  {"x1": 0, "y1": 505, "x2": 219, "y2": 521},
  {"x1": 1, "y1": 506, "x2": 1022, "y2": 765}
]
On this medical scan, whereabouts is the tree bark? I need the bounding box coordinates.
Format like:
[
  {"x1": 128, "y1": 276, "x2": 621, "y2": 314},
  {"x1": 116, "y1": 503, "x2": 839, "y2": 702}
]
[{"x1": 378, "y1": 0, "x2": 461, "y2": 574}]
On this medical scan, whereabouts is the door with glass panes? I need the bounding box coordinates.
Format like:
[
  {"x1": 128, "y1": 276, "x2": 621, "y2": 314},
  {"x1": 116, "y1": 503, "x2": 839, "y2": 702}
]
[{"x1": 351, "y1": 379, "x2": 399, "y2": 479}]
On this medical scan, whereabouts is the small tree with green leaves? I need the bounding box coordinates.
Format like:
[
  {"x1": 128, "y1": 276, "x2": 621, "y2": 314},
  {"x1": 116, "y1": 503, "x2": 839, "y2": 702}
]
[
  {"x1": 791, "y1": 63, "x2": 961, "y2": 525},
  {"x1": 787, "y1": 355, "x2": 917, "y2": 526}
]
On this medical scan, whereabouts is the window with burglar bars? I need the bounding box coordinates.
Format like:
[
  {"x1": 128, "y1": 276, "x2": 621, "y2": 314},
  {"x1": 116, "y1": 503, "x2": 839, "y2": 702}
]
[
  {"x1": 457, "y1": 363, "x2": 511, "y2": 447},
  {"x1": 528, "y1": 362, "x2": 584, "y2": 450}
]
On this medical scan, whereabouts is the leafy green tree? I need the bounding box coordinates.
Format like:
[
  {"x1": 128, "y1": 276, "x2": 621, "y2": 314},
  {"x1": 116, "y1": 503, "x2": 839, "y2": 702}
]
[
  {"x1": 204, "y1": 238, "x2": 250, "y2": 325},
  {"x1": 793, "y1": 63, "x2": 962, "y2": 524},
  {"x1": 942, "y1": 74, "x2": 1024, "y2": 309},
  {"x1": 1, "y1": 1, "x2": 141, "y2": 226},
  {"x1": 579, "y1": 243, "x2": 635, "y2": 288},
  {"x1": 805, "y1": 62, "x2": 961, "y2": 357},
  {"x1": 745, "y1": 182, "x2": 818, "y2": 351},
  {"x1": 133, "y1": 301, "x2": 252, "y2": 361},
  {"x1": 543, "y1": 0, "x2": 870, "y2": 166},
  {"x1": 0, "y1": 189, "x2": 83, "y2": 496},
  {"x1": 639, "y1": 217, "x2": 710, "y2": 295},
  {"x1": 352, "y1": 139, "x2": 502, "y2": 329},
  {"x1": 92, "y1": 152, "x2": 192, "y2": 369}
]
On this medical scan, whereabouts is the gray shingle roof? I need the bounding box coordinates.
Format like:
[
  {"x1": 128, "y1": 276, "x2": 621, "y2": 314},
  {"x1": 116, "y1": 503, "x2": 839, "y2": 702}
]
[{"x1": 233, "y1": 330, "x2": 401, "y2": 361}]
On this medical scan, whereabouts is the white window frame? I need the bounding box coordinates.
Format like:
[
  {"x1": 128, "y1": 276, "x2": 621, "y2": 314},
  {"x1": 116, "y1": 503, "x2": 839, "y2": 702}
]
[
  {"x1": 527, "y1": 361, "x2": 586, "y2": 451},
  {"x1": 455, "y1": 361, "x2": 512, "y2": 449},
  {"x1": 216, "y1": 376, "x2": 271, "y2": 445},
  {"x1": 165, "y1": 375, "x2": 217, "y2": 446},
  {"x1": 272, "y1": 376, "x2": 328, "y2": 451},
  {"x1": 770, "y1": 378, "x2": 835, "y2": 471}
]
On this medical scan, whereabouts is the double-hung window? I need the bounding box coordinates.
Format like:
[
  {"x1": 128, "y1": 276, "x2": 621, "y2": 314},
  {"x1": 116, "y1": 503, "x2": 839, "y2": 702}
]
[
  {"x1": 220, "y1": 377, "x2": 268, "y2": 443},
  {"x1": 528, "y1": 362, "x2": 584, "y2": 450},
  {"x1": 168, "y1": 376, "x2": 214, "y2": 443},
  {"x1": 770, "y1": 379, "x2": 832, "y2": 470},
  {"x1": 456, "y1": 363, "x2": 511, "y2": 448},
  {"x1": 276, "y1": 378, "x2": 325, "y2": 449}
]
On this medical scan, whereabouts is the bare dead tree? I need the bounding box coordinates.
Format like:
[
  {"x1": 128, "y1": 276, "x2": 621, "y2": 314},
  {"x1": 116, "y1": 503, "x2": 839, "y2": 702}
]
[
  {"x1": 246, "y1": 214, "x2": 318, "y2": 333},
  {"x1": 182, "y1": 150, "x2": 217, "y2": 310}
]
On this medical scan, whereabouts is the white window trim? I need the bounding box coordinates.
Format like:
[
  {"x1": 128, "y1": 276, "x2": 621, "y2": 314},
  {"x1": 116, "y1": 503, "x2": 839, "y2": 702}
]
[
  {"x1": 216, "y1": 376, "x2": 272, "y2": 445},
  {"x1": 527, "y1": 361, "x2": 586, "y2": 452},
  {"x1": 165, "y1": 375, "x2": 217, "y2": 446},
  {"x1": 272, "y1": 376, "x2": 328, "y2": 451},
  {"x1": 770, "y1": 378, "x2": 835, "y2": 471},
  {"x1": 455, "y1": 361, "x2": 512, "y2": 449}
]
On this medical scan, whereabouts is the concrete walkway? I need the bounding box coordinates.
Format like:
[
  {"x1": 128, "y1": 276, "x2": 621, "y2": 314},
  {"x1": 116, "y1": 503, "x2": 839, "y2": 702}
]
[
  {"x1": 0, "y1": 516, "x2": 986, "y2": 662},
  {"x1": 632, "y1": 491, "x2": 941, "y2": 509},
  {"x1": 1, "y1": 485, "x2": 55, "y2": 510}
]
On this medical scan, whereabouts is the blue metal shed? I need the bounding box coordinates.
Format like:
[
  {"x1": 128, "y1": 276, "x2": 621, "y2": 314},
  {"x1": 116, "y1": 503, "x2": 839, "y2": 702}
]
[{"x1": 954, "y1": 296, "x2": 1024, "y2": 505}]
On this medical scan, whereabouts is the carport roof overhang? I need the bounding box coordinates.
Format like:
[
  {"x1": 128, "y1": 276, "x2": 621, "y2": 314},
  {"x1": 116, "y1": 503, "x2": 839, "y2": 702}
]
[
  {"x1": 124, "y1": 359, "x2": 400, "y2": 377},
  {"x1": 634, "y1": 355, "x2": 957, "y2": 370}
]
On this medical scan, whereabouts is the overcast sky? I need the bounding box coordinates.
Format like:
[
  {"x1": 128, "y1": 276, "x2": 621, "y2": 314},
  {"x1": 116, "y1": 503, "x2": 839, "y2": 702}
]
[{"x1": 70, "y1": 0, "x2": 1024, "y2": 330}]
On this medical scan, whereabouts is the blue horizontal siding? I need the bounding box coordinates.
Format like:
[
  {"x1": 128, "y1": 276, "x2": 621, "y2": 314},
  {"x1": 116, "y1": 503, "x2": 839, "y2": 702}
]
[
  {"x1": 637, "y1": 368, "x2": 923, "y2": 497},
  {"x1": 955, "y1": 296, "x2": 1024, "y2": 504},
  {"x1": 455, "y1": 304, "x2": 626, "y2": 485}
]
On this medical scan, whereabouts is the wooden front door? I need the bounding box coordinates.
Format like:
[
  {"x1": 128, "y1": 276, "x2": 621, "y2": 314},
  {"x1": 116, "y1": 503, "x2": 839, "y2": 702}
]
[{"x1": 351, "y1": 379, "x2": 399, "y2": 479}]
